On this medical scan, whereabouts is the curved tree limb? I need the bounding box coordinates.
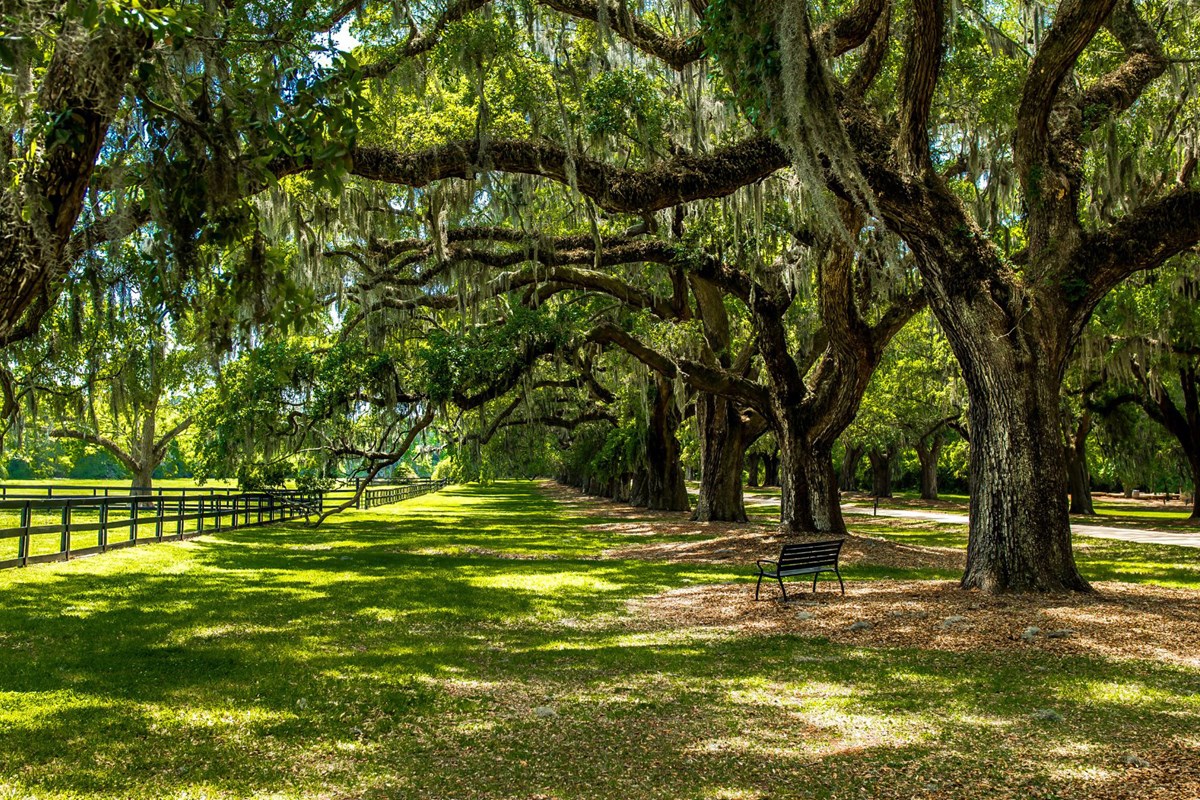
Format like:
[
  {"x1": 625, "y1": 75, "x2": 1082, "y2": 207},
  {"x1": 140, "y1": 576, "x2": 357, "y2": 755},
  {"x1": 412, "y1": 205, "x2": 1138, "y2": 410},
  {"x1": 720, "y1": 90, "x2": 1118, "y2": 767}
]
[
  {"x1": 273, "y1": 136, "x2": 789, "y2": 215},
  {"x1": 1079, "y1": 0, "x2": 1168, "y2": 133}
]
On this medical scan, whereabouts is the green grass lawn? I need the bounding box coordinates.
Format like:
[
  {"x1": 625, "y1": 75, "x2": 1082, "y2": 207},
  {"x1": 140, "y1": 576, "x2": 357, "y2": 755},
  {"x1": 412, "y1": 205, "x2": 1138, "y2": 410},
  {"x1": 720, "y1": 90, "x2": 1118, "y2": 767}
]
[{"x1": 0, "y1": 482, "x2": 1197, "y2": 798}]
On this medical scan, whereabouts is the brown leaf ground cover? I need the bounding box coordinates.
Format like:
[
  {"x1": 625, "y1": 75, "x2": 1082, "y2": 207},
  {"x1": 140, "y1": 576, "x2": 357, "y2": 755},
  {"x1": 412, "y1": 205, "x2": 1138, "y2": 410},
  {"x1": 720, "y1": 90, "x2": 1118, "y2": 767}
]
[
  {"x1": 548, "y1": 481, "x2": 1200, "y2": 666},
  {"x1": 629, "y1": 579, "x2": 1200, "y2": 667},
  {"x1": 537, "y1": 482, "x2": 1200, "y2": 799}
]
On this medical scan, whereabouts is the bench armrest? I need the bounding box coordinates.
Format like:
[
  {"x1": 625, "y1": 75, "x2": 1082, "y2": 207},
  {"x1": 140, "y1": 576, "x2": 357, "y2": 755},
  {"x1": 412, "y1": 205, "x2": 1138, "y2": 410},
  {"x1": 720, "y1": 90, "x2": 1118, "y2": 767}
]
[{"x1": 756, "y1": 559, "x2": 778, "y2": 573}]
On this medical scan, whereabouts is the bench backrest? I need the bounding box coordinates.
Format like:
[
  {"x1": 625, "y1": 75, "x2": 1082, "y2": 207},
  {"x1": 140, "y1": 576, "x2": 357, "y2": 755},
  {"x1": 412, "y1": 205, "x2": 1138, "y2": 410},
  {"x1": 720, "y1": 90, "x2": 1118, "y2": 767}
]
[{"x1": 778, "y1": 540, "x2": 844, "y2": 571}]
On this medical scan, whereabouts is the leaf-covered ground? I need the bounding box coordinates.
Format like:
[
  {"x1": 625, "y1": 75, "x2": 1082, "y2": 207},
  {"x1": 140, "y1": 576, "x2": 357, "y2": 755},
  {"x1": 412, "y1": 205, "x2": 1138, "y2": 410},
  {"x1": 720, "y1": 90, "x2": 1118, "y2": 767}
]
[{"x1": 0, "y1": 481, "x2": 1196, "y2": 799}]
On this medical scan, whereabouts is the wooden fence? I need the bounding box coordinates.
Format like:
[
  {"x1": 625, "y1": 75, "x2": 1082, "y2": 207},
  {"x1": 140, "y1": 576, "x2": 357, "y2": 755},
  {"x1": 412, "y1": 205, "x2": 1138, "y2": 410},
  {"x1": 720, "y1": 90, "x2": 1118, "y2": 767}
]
[
  {"x1": 359, "y1": 479, "x2": 449, "y2": 509},
  {"x1": 0, "y1": 479, "x2": 450, "y2": 571},
  {"x1": 0, "y1": 484, "x2": 244, "y2": 500},
  {"x1": 0, "y1": 479, "x2": 448, "y2": 512},
  {"x1": 0, "y1": 490, "x2": 319, "y2": 570}
]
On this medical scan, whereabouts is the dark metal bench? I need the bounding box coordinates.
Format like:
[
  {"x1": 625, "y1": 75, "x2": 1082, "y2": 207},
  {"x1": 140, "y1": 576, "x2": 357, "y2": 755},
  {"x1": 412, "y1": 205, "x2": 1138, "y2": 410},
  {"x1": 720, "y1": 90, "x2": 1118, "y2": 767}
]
[{"x1": 755, "y1": 540, "x2": 845, "y2": 600}]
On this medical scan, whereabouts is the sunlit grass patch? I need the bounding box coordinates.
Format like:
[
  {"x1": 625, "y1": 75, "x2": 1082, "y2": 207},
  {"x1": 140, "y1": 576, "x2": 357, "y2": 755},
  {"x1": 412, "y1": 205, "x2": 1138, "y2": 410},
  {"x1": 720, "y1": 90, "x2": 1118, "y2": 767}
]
[{"x1": 0, "y1": 481, "x2": 1195, "y2": 798}]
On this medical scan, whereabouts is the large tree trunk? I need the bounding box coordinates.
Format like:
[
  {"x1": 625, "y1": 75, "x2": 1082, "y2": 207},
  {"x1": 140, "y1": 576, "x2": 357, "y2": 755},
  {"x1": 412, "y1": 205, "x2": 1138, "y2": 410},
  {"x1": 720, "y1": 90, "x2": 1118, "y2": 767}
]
[
  {"x1": 839, "y1": 444, "x2": 863, "y2": 492},
  {"x1": 955, "y1": 335, "x2": 1090, "y2": 593},
  {"x1": 131, "y1": 463, "x2": 155, "y2": 495},
  {"x1": 692, "y1": 393, "x2": 747, "y2": 522},
  {"x1": 644, "y1": 376, "x2": 689, "y2": 512},
  {"x1": 915, "y1": 435, "x2": 942, "y2": 501},
  {"x1": 868, "y1": 448, "x2": 892, "y2": 498},
  {"x1": 763, "y1": 454, "x2": 780, "y2": 487},
  {"x1": 747, "y1": 453, "x2": 762, "y2": 487},
  {"x1": 1064, "y1": 411, "x2": 1095, "y2": 515},
  {"x1": 777, "y1": 414, "x2": 845, "y2": 535},
  {"x1": 130, "y1": 414, "x2": 157, "y2": 495}
]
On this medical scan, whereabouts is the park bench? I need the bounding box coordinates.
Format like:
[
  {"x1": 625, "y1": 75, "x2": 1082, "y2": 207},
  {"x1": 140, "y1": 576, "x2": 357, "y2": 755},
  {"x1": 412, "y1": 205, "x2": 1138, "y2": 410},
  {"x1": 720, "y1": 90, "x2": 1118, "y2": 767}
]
[{"x1": 755, "y1": 540, "x2": 845, "y2": 601}]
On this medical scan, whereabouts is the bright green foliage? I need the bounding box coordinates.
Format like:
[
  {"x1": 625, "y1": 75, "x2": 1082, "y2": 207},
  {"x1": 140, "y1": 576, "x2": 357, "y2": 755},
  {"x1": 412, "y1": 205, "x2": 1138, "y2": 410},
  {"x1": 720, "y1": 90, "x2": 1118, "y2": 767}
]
[
  {"x1": 581, "y1": 69, "x2": 676, "y2": 150},
  {"x1": 848, "y1": 313, "x2": 965, "y2": 455},
  {"x1": 421, "y1": 307, "x2": 574, "y2": 403},
  {"x1": 1087, "y1": 260, "x2": 1200, "y2": 491},
  {"x1": 1, "y1": 242, "x2": 208, "y2": 485}
]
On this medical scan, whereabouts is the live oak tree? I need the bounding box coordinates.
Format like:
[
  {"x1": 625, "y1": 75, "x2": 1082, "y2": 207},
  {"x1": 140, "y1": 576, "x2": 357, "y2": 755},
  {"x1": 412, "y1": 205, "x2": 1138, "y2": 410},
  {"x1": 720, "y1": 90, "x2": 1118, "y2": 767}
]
[
  {"x1": 704, "y1": 0, "x2": 1200, "y2": 591},
  {"x1": 13, "y1": 0, "x2": 1198, "y2": 592},
  {"x1": 848, "y1": 312, "x2": 965, "y2": 501},
  {"x1": 1091, "y1": 262, "x2": 1200, "y2": 518},
  {"x1": 2, "y1": 243, "x2": 204, "y2": 491}
]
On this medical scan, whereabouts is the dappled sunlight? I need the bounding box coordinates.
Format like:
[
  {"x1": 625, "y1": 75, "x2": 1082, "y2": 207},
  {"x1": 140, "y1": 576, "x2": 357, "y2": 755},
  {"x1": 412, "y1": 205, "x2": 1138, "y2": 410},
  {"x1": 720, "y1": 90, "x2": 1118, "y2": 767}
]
[
  {"x1": 0, "y1": 481, "x2": 1196, "y2": 798},
  {"x1": 1070, "y1": 679, "x2": 1190, "y2": 708}
]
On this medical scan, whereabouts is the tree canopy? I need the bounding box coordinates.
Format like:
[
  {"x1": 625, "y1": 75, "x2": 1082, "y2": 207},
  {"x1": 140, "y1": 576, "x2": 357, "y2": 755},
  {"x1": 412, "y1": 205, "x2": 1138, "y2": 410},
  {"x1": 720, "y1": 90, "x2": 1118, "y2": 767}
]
[{"x1": 2, "y1": 0, "x2": 1198, "y2": 593}]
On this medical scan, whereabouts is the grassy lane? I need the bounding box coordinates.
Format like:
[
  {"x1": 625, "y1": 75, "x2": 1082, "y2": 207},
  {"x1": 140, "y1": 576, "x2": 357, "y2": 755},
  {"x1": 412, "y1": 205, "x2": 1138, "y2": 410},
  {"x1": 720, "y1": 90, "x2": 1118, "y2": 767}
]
[{"x1": 0, "y1": 482, "x2": 1196, "y2": 799}]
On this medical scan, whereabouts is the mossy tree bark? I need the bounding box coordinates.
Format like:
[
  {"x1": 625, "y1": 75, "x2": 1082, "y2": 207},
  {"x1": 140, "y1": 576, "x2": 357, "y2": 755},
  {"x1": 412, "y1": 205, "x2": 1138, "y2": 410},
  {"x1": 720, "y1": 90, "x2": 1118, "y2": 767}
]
[
  {"x1": 644, "y1": 374, "x2": 690, "y2": 512},
  {"x1": 868, "y1": 448, "x2": 892, "y2": 499},
  {"x1": 689, "y1": 276, "x2": 763, "y2": 522},
  {"x1": 915, "y1": 433, "x2": 943, "y2": 501},
  {"x1": 709, "y1": 0, "x2": 1199, "y2": 590},
  {"x1": 693, "y1": 394, "x2": 751, "y2": 522}
]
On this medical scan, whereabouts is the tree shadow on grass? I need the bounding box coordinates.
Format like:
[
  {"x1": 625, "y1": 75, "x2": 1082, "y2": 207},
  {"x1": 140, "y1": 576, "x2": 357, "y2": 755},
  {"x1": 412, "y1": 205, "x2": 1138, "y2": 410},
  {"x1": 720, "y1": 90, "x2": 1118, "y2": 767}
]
[{"x1": 0, "y1": 482, "x2": 1195, "y2": 798}]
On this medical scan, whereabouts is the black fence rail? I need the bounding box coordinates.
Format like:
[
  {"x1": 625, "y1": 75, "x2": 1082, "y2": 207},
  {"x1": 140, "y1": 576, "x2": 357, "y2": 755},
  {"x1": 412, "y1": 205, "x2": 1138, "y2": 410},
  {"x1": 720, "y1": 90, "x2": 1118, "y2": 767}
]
[
  {"x1": 0, "y1": 484, "x2": 244, "y2": 500},
  {"x1": 0, "y1": 481, "x2": 446, "y2": 512},
  {"x1": 360, "y1": 479, "x2": 449, "y2": 509},
  {"x1": 0, "y1": 490, "x2": 318, "y2": 570},
  {"x1": 0, "y1": 479, "x2": 449, "y2": 571}
]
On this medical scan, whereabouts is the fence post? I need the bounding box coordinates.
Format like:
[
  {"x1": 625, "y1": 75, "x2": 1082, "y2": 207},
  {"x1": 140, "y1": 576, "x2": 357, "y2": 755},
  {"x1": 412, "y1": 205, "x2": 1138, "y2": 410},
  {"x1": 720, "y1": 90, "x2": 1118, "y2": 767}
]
[
  {"x1": 99, "y1": 501, "x2": 109, "y2": 551},
  {"x1": 155, "y1": 497, "x2": 164, "y2": 541},
  {"x1": 197, "y1": 497, "x2": 205, "y2": 535},
  {"x1": 177, "y1": 497, "x2": 185, "y2": 539},
  {"x1": 18, "y1": 501, "x2": 30, "y2": 566},
  {"x1": 60, "y1": 502, "x2": 72, "y2": 561},
  {"x1": 130, "y1": 497, "x2": 138, "y2": 543}
]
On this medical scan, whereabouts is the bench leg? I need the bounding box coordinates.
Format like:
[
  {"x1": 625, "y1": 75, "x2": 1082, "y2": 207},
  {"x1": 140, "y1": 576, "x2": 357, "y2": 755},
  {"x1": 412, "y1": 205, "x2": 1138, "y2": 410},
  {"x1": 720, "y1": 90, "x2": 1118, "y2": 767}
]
[
  {"x1": 755, "y1": 573, "x2": 763, "y2": 601},
  {"x1": 777, "y1": 576, "x2": 788, "y2": 602},
  {"x1": 836, "y1": 567, "x2": 845, "y2": 595},
  {"x1": 812, "y1": 573, "x2": 820, "y2": 593}
]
